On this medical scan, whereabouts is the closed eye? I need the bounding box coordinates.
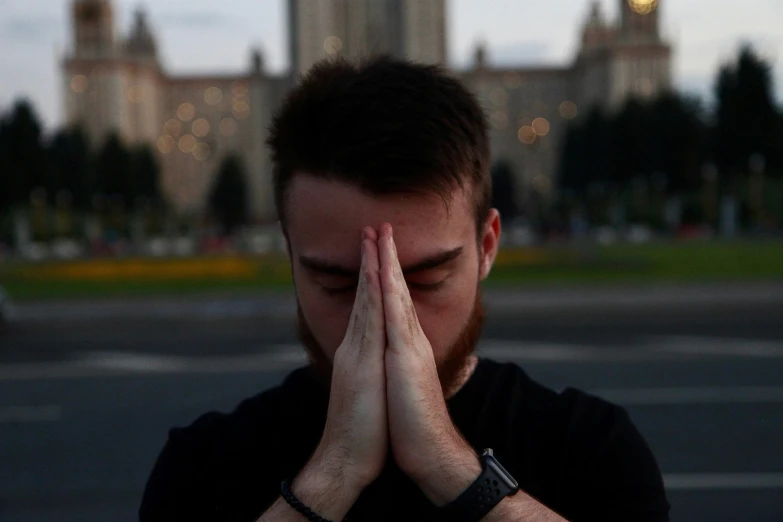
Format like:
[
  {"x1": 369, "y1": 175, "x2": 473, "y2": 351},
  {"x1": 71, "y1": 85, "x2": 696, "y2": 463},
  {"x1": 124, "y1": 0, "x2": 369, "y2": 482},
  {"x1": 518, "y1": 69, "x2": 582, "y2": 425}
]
[{"x1": 322, "y1": 280, "x2": 446, "y2": 296}]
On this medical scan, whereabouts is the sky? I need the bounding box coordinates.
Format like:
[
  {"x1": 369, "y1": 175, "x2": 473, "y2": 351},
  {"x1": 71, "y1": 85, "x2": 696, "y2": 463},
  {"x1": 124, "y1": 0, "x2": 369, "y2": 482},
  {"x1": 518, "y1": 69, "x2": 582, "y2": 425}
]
[{"x1": 1, "y1": 0, "x2": 782, "y2": 130}]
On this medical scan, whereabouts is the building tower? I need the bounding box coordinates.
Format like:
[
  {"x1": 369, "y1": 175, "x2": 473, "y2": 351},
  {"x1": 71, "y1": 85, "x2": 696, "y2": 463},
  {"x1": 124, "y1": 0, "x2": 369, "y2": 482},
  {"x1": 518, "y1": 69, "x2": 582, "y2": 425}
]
[
  {"x1": 72, "y1": 0, "x2": 116, "y2": 58},
  {"x1": 288, "y1": 0, "x2": 446, "y2": 75},
  {"x1": 620, "y1": 0, "x2": 660, "y2": 42}
]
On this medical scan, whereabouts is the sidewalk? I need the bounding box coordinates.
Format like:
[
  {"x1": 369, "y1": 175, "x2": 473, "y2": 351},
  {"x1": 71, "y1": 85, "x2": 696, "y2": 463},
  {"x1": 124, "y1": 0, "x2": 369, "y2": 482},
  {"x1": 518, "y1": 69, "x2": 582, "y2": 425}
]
[{"x1": 10, "y1": 281, "x2": 783, "y2": 322}]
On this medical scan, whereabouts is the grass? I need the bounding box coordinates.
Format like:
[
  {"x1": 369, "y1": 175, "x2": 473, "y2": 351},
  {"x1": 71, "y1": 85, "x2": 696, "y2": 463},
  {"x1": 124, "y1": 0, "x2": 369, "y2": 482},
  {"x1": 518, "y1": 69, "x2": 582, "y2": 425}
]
[{"x1": 2, "y1": 240, "x2": 783, "y2": 301}]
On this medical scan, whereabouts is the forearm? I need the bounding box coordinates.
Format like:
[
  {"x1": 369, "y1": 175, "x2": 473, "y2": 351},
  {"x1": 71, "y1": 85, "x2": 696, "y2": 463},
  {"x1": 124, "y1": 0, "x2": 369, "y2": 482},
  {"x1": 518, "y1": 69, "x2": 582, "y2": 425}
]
[
  {"x1": 257, "y1": 456, "x2": 361, "y2": 522},
  {"x1": 483, "y1": 491, "x2": 567, "y2": 521}
]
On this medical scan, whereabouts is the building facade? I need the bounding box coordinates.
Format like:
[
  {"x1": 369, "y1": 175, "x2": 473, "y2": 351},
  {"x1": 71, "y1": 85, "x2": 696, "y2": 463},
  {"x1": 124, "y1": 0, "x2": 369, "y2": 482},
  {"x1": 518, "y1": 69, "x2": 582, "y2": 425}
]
[{"x1": 63, "y1": 0, "x2": 670, "y2": 222}]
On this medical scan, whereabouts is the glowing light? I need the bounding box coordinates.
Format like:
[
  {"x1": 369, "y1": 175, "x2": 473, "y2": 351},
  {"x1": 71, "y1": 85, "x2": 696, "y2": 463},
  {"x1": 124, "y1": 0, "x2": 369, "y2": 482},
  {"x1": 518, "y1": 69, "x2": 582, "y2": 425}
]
[
  {"x1": 532, "y1": 117, "x2": 551, "y2": 136},
  {"x1": 192, "y1": 118, "x2": 211, "y2": 138},
  {"x1": 490, "y1": 111, "x2": 508, "y2": 130},
  {"x1": 559, "y1": 101, "x2": 578, "y2": 120},
  {"x1": 232, "y1": 81, "x2": 249, "y2": 97},
  {"x1": 518, "y1": 126, "x2": 536, "y2": 145},
  {"x1": 164, "y1": 118, "x2": 182, "y2": 137},
  {"x1": 490, "y1": 87, "x2": 508, "y2": 106},
  {"x1": 192, "y1": 142, "x2": 211, "y2": 161},
  {"x1": 157, "y1": 135, "x2": 175, "y2": 154},
  {"x1": 638, "y1": 78, "x2": 654, "y2": 97},
  {"x1": 324, "y1": 36, "x2": 343, "y2": 54},
  {"x1": 628, "y1": 0, "x2": 657, "y2": 15},
  {"x1": 233, "y1": 101, "x2": 250, "y2": 119},
  {"x1": 204, "y1": 87, "x2": 223, "y2": 105},
  {"x1": 71, "y1": 74, "x2": 88, "y2": 93},
  {"x1": 533, "y1": 175, "x2": 551, "y2": 195},
  {"x1": 503, "y1": 72, "x2": 523, "y2": 89},
  {"x1": 178, "y1": 134, "x2": 196, "y2": 153},
  {"x1": 219, "y1": 118, "x2": 238, "y2": 137},
  {"x1": 177, "y1": 102, "x2": 196, "y2": 122}
]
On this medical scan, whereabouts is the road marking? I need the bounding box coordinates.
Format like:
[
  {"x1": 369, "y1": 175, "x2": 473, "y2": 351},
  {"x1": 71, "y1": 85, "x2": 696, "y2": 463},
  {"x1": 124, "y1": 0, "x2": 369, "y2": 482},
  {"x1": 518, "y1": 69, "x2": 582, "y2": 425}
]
[
  {"x1": 664, "y1": 473, "x2": 783, "y2": 490},
  {"x1": 0, "y1": 405, "x2": 62, "y2": 424},
  {"x1": 593, "y1": 386, "x2": 783, "y2": 405},
  {"x1": 2, "y1": 335, "x2": 783, "y2": 381}
]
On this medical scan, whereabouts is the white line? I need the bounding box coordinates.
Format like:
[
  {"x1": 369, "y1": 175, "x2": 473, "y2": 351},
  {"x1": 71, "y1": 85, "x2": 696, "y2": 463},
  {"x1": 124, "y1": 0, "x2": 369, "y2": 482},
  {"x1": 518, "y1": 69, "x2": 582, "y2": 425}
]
[
  {"x1": 592, "y1": 386, "x2": 783, "y2": 405},
  {"x1": 0, "y1": 405, "x2": 63, "y2": 424},
  {"x1": 664, "y1": 473, "x2": 783, "y2": 490}
]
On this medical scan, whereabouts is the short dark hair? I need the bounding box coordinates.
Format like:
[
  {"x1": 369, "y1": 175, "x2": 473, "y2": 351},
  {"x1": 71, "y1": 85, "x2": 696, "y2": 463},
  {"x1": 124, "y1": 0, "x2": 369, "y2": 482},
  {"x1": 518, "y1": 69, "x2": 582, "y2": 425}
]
[{"x1": 267, "y1": 55, "x2": 491, "y2": 237}]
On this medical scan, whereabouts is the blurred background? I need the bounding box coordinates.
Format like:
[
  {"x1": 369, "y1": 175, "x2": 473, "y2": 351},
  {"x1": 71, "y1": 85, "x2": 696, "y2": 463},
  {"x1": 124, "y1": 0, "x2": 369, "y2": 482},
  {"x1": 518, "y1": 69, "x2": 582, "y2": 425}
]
[{"x1": 0, "y1": 1, "x2": 782, "y2": 521}]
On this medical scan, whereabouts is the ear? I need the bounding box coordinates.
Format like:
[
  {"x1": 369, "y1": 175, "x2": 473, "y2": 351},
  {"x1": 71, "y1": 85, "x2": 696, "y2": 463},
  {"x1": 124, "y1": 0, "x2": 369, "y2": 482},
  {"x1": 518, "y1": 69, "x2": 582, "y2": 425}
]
[{"x1": 479, "y1": 209, "x2": 501, "y2": 281}]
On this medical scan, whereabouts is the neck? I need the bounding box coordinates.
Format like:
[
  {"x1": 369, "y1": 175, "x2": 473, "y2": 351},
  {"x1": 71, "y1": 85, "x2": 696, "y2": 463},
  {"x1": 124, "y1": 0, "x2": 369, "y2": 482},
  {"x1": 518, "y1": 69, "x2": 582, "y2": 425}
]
[{"x1": 443, "y1": 355, "x2": 479, "y2": 399}]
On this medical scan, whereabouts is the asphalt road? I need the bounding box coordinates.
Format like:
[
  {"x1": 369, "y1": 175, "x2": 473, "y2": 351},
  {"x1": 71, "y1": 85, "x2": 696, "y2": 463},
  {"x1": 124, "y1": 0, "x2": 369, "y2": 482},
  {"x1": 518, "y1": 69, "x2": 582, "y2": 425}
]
[{"x1": 1, "y1": 286, "x2": 782, "y2": 521}]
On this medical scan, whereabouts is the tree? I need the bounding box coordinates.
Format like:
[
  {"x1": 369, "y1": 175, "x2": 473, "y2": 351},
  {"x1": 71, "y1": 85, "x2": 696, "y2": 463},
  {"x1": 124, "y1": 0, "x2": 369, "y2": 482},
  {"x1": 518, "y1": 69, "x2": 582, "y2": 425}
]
[
  {"x1": 130, "y1": 145, "x2": 162, "y2": 209},
  {"x1": 47, "y1": 126, "x2": 94, "y2": 211},
  {"x1": 3, "y1": 100, "x2": 46, "y2": 208},
  {"x1": 95, "y1": 133, "x2": 134, "y2": 209},
  {"x1": 714, "y1": 46, "x2": 780, "y2": 181},
  {"x1": 209, "y1": 154, "x2": 248, "y2": 236}
]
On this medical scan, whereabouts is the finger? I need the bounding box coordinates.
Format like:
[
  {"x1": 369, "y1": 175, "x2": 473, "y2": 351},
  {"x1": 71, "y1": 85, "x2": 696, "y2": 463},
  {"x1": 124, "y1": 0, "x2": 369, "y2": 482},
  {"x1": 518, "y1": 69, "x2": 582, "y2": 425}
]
[
  {"x1": 360, "y1": 228, "x2": 385, "y2": 354},
  {"x1": 378, "y1": 224, "x2": 418, "y2": 350},
  {"x1": 345, "y1": 229, "x2": 370, "y2": 345}
]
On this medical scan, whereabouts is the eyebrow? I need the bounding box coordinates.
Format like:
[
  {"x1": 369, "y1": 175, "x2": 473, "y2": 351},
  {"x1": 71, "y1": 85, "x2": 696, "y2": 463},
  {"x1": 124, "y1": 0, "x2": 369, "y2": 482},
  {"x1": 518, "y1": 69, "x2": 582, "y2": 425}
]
[{"x1": 299, "y1": 246, "x2": 464, "y2": 278}]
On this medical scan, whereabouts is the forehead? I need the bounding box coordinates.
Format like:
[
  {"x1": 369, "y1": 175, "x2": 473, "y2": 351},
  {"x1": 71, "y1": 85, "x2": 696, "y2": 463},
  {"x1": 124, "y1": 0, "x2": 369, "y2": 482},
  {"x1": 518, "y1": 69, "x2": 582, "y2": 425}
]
[{"x1": 286, "y1": 175, "x2": 473, "y2": 259}]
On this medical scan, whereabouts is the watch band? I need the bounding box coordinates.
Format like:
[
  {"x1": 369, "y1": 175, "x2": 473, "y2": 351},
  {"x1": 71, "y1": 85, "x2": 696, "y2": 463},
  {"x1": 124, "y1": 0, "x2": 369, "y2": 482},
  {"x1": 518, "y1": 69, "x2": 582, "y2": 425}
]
[{"x1": 439, "y1": 449, "x2": 519, "y2": 522}]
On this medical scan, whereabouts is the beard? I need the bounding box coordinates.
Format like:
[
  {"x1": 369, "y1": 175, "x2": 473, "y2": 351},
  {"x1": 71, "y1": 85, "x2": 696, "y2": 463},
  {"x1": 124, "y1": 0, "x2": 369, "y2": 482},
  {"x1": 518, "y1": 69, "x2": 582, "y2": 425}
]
[{"x1": 296, "y1": 285, "x2": 486, "y2": 394}]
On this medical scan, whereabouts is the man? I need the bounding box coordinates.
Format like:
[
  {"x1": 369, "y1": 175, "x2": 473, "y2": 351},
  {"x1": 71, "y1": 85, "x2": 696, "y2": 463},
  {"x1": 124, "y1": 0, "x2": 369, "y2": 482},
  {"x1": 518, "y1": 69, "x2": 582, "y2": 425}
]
[{"x1": 140, "y1": 56, "x2": 669, "y2": 521}]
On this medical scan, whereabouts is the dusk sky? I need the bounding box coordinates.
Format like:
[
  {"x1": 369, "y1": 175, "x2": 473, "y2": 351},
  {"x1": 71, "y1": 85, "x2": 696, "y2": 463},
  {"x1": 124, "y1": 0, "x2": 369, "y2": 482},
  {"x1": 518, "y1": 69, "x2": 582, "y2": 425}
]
[{"x1": 1, "y1": 0, "x2": 781, "y2": 130}]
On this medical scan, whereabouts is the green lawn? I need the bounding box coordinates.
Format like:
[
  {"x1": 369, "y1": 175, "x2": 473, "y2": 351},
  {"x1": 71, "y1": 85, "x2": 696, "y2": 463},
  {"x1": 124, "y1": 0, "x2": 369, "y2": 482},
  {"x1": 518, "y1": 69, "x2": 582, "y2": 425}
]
[{"x1": 2, "y1": 240, "x2": 782, "y2": 301}]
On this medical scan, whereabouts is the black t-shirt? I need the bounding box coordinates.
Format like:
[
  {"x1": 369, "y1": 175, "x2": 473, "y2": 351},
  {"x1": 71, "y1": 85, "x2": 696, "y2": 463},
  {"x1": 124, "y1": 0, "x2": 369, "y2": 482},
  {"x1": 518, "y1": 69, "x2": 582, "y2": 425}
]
[{"x1": 140, "y1": 358, "x2": 670, "y2": 521}]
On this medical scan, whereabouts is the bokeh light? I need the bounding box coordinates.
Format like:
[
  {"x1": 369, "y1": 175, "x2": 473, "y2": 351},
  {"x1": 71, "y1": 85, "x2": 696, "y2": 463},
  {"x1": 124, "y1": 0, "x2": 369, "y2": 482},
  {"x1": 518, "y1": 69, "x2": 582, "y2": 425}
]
[
  {"x1": 533, "y1": 175, "x2": 552, "y2": 194},
  {"x1": 156, "y1": 135, "x2": 174, "y2": 154},
  {"x1": 164, "y1": 118, "x2": 182, "y2": 137},
  {"x1": 232, "y1": 81, "x2": 249, "y2": 97},
  {"x1": 532, "y1": 117, "x2": 551, "y2": 136},
  {"x1": 71, "y1": 74, "x2": 88, "y2": 93},
  {"x1": 233, "y1": 101, "x2": 250, "y2": 119},
  {"x1": 324, "y1": 36, "x2": 343, "y2": 54},
  {"x1": 490, "y1": 87, "x2": 508, "y2": 106},
  {"x1": 490, "y1": 111, "x2": 508, "y2": 130},
  {"x1": 628, "y1": 0, "x2": 658, "y2": 15},
  {"x1": 219, "y1": 118, "x2": 238, "y2": 137},
  {"x1": 177, "y1": 102, "x2": 196, "y2": 122},
  {"x1": 178, "y1": 134, "x2": 197, "y2": 153},
  {"x1": 192, "y1": 142, "x2": 211, "y2": 162},
  {"x1": 192, "y1": 118, "x2": 211, "y2": 138},
  {"x1": 559, "y1": 101, "x2": 578, "y2": 120},
  {"x1": 518, "y1": 126, "x2": 537, "y2": 145},
  {"x1": 503, "y1": 72, "x2": 523, "y2": 89},
  {"x1": 204, "y1": 87, "x2": 223, "y2": 105}
]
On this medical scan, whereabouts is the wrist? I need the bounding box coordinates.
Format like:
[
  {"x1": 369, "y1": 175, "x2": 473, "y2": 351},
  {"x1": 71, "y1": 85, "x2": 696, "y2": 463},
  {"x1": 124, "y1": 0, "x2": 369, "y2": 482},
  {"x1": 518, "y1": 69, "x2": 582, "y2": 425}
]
[
  {"x1": 413, "y1": 441, "x2": 481, "y2": 507},
  {"x1": 292, "y1": 455, "x2": 364, "y2": 520}
]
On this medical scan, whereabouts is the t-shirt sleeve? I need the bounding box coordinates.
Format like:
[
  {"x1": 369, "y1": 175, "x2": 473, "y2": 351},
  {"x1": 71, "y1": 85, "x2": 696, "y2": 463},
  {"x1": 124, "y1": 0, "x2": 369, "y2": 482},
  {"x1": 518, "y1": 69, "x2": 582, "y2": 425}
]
[{"x1": 561, "y1": 391, "x2": 670, "y2": 522}]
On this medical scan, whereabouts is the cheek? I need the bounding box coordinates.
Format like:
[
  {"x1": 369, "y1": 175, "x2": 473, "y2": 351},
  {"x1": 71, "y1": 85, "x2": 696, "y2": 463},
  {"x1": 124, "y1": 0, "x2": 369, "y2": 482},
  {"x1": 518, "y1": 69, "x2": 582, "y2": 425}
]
[
  {"x1": 296, "y1": 278, "x2": 354, "y2": 360},
  {"x1": 414, "y1": 283, "x2": 476, "y2": 357}
]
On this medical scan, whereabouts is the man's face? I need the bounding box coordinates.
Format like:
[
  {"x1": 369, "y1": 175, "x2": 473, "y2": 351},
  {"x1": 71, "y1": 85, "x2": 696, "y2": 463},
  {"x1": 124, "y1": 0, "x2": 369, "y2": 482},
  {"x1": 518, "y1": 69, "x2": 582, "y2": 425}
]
[{"x1": 284, "y1": 174, "x2": 500, "y2": 388}]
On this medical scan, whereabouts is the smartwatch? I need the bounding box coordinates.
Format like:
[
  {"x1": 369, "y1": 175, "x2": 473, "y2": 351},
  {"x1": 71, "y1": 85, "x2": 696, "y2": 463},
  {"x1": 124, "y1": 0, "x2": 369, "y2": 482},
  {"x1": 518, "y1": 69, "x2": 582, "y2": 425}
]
[{"x1": 439, "y1": 448, "x2": 519, "y2": 522}]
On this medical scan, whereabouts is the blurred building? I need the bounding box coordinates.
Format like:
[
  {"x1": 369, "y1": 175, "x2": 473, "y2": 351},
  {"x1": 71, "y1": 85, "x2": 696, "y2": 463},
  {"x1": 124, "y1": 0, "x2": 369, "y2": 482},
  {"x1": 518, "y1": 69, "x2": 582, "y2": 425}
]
[
  {"x1": 63, "y1": 0, "x2": 286, "y2": 220},
  {"x1": 460, "y1": 0, "x2": 671, "y2": 202},
  {"x1": 290, "y1": 0, "x2": 447, "y2": 74},
  {"x1": 62, "y1": 0, "x2": 670, "y2": 221}
]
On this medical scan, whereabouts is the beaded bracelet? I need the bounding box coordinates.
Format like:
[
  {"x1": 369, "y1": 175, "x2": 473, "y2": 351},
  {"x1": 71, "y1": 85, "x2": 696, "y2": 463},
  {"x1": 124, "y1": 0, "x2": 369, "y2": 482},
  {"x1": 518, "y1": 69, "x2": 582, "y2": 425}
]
[{"x1": 280, "y1": 479, "x2": 348, "y2": 522}]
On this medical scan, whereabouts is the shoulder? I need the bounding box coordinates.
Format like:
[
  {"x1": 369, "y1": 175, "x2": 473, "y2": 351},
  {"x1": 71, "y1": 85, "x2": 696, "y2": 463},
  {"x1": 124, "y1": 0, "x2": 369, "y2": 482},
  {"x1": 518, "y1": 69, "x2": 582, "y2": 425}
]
[{"x1": 139, "y1": 366, "x2": 317, "y2": 521}]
